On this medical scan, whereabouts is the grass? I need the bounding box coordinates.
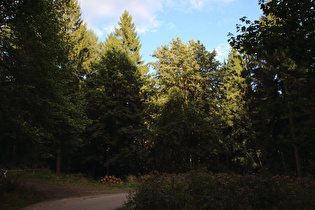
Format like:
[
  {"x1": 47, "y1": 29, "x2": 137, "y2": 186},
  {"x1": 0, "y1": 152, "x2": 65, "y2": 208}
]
[
  {"x1": 9, "y1": 169, "x2": 100, "y2": 187},
  {"x1": 1, "y1": 169, "x2": 138, "y2": 210},
  {"x1": 8, "y1": 168, "x2": 139, "y2": 188},
  {"x1": 0, "y1": 179, "x2": 48, "y2": 210}
]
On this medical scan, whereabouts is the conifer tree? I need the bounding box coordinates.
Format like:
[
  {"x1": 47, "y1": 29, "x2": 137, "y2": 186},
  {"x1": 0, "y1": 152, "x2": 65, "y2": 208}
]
[
  {"x1": 84, "y1": 48, "x2": 143, "y2": 176},
  {"x1": 54, "y1": 0, "x2": 98, "y2": 174},
  {"x1": 82, "y1": 11, "x2": 147, "y2": 176},
  {"x1": 219, "y1": 50, "x2": 259, "y2": 171},
  {"x1": 104, "y1": 10, "x2": 148, "y2": 76},
  {"x1": 0, "y1": 0, "x2": 73, "y2": 168},
  {"x1": 149, "y1": 37, "x2": 221, "y2": 172},
  {"x1": 64, "y1": 0, "x2": 100, "y2": 88}
]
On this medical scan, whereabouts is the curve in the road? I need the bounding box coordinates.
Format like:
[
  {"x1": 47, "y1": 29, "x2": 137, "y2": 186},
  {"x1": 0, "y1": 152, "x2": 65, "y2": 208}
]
[{"x1": 21, "y1": 193, "x2": 129, "y2": 210}]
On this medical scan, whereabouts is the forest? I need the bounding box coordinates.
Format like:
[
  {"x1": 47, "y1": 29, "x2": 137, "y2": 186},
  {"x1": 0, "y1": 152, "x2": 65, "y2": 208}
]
[{"x1": 0, "y1": 0, "x2": 314, "y2": 180}]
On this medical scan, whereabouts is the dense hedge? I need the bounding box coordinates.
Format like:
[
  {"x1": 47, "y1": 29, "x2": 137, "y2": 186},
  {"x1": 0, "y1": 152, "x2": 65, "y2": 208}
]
[{"x1": 124, "y1": 171, "x2": 315, "y2": 210}]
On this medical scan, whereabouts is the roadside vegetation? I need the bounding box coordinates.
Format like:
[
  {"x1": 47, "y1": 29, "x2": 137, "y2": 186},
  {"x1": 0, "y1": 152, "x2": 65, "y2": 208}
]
[
  {"x1": 0, "y1": 169, "x2": 138, "y2": 210},
  {"x1": 0, "y1": 178, "x2": 45, "y2": 210},
  {"x1": 122, "y1": 171, "x2": 315, "y2": 210},
  {"x1": 1, "y1": 169, "x2": 314, "y2": 210}
]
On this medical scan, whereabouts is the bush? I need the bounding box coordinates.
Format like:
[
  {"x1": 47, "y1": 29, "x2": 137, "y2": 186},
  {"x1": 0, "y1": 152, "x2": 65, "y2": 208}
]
[{"x1": 124, "y1": 171, "x2": 315, "y2": 210}]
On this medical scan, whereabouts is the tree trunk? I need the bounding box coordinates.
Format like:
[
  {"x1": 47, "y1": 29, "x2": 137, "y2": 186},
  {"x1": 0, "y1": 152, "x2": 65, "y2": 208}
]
[
  {"x1": 293, "y1": 144, "x2": 302, "y2": 178},
  {"x1": 289, "y1": 111, "x2": 302, "y2": 178},
  {"x1": 285, "y1": 85, "x2": 302, "y2": 178},
  {"x1": 56, "y1": 142, "x2": 61, "y2": 175}
]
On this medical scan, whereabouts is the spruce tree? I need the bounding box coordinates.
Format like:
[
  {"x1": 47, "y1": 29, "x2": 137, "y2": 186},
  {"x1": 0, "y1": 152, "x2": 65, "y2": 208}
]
[
  {"x1": 54, "y1": 0, "x2": 98, "y2": 174},
  {"x1": 83, "y1": 11, "x2": 146, "y2": 176},
  {"x1": 0, "y1": 0, "x2": 72, "y2": 168},
  {"x1": 219, "y1": 50, "x2": 259, "y2": 171},
  {"x1": 104, "y1": 10, "x2": 148, "y2": 75},
  {"x1": 84, "y1": 48, "x2": 143, "y2": 176},
  {"x1": 64, "y1": 0, "x2": 100, "y2": 88},
  {"x1": 149, "y1": 37, "x2": 221, "y2": 172}
]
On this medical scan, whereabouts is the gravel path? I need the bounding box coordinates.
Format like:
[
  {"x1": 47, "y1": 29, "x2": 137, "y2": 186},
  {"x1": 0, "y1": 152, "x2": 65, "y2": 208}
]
[
  {"x1": 18, "y1": 182, "x2": 131, "y2": 210},
  {"x1": 21, "y1": 193, "x2": 129, "y2": 210}
]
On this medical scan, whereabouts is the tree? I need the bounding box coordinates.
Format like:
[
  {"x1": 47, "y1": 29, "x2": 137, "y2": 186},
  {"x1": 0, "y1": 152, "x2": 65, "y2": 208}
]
[
  {"x1": 64, "y1": 0, "x2": 100, "y2": 89},
  {"x1": 54, "y1": 0, "x2": 100, "y2": 174},
  {"x1": 84, "y1": 48, "x2": 143, "y2": 176},
  {"x1": 229, "y1": 0, "x2": 314, "y2": 177},
  {"x1": 219, "y1": 50, "x2": 260, "y2": 172},
  {"x1": 0, "y1": 0, "x2": 95, "y2": 173},
  {"x1": 0, "y1": 0, "x2": 72, "y2": 168},
  {"x1": 104, "y1": 10, "x2": 148, "y2": 76},
  {"x1": 81, "y1": 10, "x2": 147, "y2": 176},
  {"x1": 149, "y1": 37, "x2": 221, "y2": 172}
]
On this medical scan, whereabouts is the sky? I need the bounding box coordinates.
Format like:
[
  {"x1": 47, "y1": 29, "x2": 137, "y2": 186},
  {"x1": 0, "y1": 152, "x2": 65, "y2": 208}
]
[{"x1": 77, "y1": 0, "x2": 263, "y2": 64}]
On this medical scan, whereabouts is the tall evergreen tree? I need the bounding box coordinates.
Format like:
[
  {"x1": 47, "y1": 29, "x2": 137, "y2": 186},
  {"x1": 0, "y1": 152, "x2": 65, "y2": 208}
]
[
  {"x1": 0, "y1": 0, "x2": 96, "y2": 173},
  {"x1": 84, "y1": 48, "x2": 143, "y2": 176},
  {"x1": 55, "y1": 0, "x2": 100, "y2": 174},
  {"x1": 82, "y1": 10, "x2": 146, "y2": 177},
  {"x1": 149, "y1": 37, "x2": 221, "y2": 172},
  {"x1": 104, "y1": 10, "x2": 148, "y2": 76},
  {"x1": 219, "y1": 50, "x2": 259, "y2": 171},
  {"x1": 0, "y1": 0, "x2": 72, "y2": 168},
  {"x1": 64, "y1": 0, "x2": 100, "y2": 88}
]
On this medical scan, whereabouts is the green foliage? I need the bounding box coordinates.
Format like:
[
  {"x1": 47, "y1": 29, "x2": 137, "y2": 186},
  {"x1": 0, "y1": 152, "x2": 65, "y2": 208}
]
[
  {"x1": 105, "y1": 10, "x2": 143, "y2": 66},
  {"x1": 1, "y1": 0, "x2": 313, "y2": 181},
  {"x1": 80, "y1": 10, "x2": 147, "y2": 177},
  {"x1": 83, "y1": 47, "x2": 143, "y2": 176},
  {"x1": 125, "y1": 172, "x2": 315, "y2": 210},
  {"x1": 148, "y1": 37, "x2": 222, "y2": 172},
  {"x1": 229, "y1": 0, "x2": 314, "y2": 177},
  {"x1": 0, "y1": 0, "x2": 73, "y2": 167},
  {"x1": 8, "y1": 169, "x2": 99, "y2": 187},
  {"x1": 0, "y1": 0, "x2": 94, "y2": 174},
  {"x1": 218, "y1": 50, "x2": 259, "y2": 171}
]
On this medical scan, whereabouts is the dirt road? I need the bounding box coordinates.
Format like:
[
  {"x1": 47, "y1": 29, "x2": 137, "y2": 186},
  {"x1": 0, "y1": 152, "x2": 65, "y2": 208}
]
[
  {"x1": 18, "y1": 182, "x2": 131, "y2": 210},
  {"x1": 21, "y1": 193, "x2": 129, "y2": 210}
]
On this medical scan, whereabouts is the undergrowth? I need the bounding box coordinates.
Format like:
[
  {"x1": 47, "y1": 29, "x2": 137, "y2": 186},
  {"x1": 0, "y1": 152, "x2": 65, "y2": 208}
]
[
  {"x1": 1, "y1": 169, "x2": 138, "y2": 209},
  {"x1": 0, "y1": 179, "x2": 46, "y2": 210},
  {"x1": 8, "y1": 169, "x2": 138, "y2": 188},
  {"x1": 123, "y1": 171, "x2": 315, "y2": 210}
]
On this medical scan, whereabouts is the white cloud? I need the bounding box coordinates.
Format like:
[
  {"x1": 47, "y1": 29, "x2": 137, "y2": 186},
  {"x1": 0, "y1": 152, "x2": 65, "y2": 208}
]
[
  {"x1": 190, "y1": 0, "x2": 206, "y2": 8},
  {"x1": 166, "y1": 22, "x2": 176, "y2": 30},
  {"x1": 93, "y1": 27, "x2": 104, "y2": 37},
  {"x1": 165, "y1": 0, "x2": 237, "y2": 11},
  {"x1": 215, "y1": 43, "x2": 231, "y2": 62},
  {"x1": 77, "y1": 0, "x2": 236, "y2": 40},
  {"x1": 103, "y1": 25, "x2": 116, "y2": 34},
  {"x1": 78, "y1": 0, "x2": 163, "y2": 38}
]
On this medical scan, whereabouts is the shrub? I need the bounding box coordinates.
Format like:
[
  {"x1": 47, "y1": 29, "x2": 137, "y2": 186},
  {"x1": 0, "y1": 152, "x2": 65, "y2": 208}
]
[{"x1": 124, "y1": 171, "x2": 315, "y2": 210}]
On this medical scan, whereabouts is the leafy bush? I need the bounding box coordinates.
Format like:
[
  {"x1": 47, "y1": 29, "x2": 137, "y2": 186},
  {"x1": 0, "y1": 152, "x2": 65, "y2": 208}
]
[{"x1": 124, "y1": 171, "x2": 315, "y2": 210}]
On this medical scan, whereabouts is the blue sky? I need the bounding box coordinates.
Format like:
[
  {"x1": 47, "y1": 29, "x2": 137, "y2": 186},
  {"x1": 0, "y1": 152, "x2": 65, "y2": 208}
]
[{"x1": 77, "y1": 0, "x2": 263, "y2": 64}]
